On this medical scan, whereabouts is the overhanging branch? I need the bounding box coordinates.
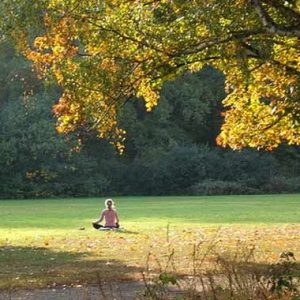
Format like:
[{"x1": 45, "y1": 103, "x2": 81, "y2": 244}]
[{"x1": 250, "y1": 0, "x2": 300, "y2": 37}]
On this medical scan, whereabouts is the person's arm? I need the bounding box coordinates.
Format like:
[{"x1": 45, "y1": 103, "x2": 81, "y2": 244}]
[
  {"x1": 115, "y1": 211, "x2": 119, "y2": 224},
  {"x1": 93, "y1": 210, "x2": 105, "y2": 224}
]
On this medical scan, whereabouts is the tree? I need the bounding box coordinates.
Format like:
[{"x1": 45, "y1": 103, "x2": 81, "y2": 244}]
[
  {"x1": 118, "y1": 66, "x2": 225, "y2": 160},
  {"x1": 0, "y1": 40, "x2": 42, "y2": 106},
  {"x1": 1, "y1": 0, "x2": 299, "y2": 150},
  {"x1": 0, "y1": 93, "x2": 111, "y2": 198},
  {"x1": 0, "y1": 41, "x2": 111, "y2": 198}
]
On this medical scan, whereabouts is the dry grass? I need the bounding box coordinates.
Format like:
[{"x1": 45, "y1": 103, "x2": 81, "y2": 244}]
[
  {"x1": 140, "y1": 235, "x2": 300, "y2": 299},
  {"x1": 1, "y1": 224, "x2": 300, "y2": 292}
]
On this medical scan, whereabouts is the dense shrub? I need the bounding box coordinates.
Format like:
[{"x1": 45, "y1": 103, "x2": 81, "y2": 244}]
[
  {"x1": 150, "y1": 145, "x2": 205, "y2": 194},
  {"x1": 0, "y1": 96, "x2": 111, "y2": 198},
  {"x1": 217, "y1": 150, "x2": 280, "y2": 185},
  {"x1": 263, "y1": 176, "x2": 300, "y2": 194},
  {"x1": 189, "y1": 180, "x2": 260, "y2": 195},
  {"x1": 96, "y1": 145, "x2": 299, "y2": 197}
]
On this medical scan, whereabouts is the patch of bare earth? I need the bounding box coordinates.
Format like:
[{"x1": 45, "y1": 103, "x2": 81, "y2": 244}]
[{"x1": 0, "y1": 281, "x2": 145, "y2": 300}]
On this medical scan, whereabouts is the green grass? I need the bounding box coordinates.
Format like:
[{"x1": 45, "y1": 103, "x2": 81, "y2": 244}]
[
  {"x1": 1, "y1": 194, "x2": 300, "y2": 228},
  {"x1": 0, "y1": 194, "x2": 300, "y2": 289}
]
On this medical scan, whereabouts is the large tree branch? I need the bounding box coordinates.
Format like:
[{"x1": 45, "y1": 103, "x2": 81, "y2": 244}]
[
  {"x1": 250, "y1": 0, "x2": 300, "y2": 37},
  {"x1": 261, "y1": 0, "x2": 300, "y2": 23},
  {"x1": 172, "y1": 29, "x2": 265, "y2": 57},
  {"x1": 83, "y1": 18, "x2": 174, "y2": 58}
]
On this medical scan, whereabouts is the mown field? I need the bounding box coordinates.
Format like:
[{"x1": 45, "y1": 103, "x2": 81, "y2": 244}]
[{"x1": 0, "y1": 194, "x2": 300, "y2": 290}]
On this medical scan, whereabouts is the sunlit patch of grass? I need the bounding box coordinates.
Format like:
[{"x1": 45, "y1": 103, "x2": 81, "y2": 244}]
[{"x1": 0, "y1": 195, "x2": 300, "y2": 289}]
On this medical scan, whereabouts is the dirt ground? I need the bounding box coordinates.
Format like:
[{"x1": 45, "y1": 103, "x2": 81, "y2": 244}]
[{"x1": 0, "y1": 281, "x2": 145, "y2": 300}]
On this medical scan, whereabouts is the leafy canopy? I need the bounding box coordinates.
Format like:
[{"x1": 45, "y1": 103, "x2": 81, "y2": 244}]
[{"x1": 1, "y1": 0, "x2": 300, "y2": 151}]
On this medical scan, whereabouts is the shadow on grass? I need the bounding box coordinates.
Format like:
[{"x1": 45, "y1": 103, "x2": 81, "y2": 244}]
[
  {"x1": 0, "y1": 245, "x2": 143, "y2": 290},
  {"x1": 98, "y1": 229, "x2": 140, "y2": 235}
]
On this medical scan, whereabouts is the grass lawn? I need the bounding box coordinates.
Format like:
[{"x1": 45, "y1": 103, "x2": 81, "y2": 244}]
[{"x1": 0, "y1": 194, "x2": 300, "y2": 290}]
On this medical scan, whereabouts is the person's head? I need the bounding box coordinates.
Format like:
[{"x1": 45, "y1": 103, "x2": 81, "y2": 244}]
[{"x1": 105, "y1": 198, "x2": 114, "y2": 209}]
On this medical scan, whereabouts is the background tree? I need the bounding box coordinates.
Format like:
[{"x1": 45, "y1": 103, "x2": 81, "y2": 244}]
[
  {"x1": 119, "y1": 66, "x2": 225, "y2": 160},
  {"x1": 0, "y1": 41, "x2": 111, "y2": 198},
  {"x1": 0, "y1": 40, "x2": 299, "y2": 198},
  {"x1": 1, "y1": 0, "x2": 299, "y2": 150}
]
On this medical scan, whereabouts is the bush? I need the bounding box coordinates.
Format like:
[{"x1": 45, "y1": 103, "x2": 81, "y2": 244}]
[
  {"x1": 190, "y1": 180, "x2": 260, "y2": 195},
  {"x1": 147, "y1": 145, "x2": 206, "y2": 194},
  {"x1": 263, "y1": 176, "x2": 300, "y2": 193},
  {"x1": 220, "y1": 150, "x2": 280, "y2": 186},
  {"x1": 141, "y1": 243, "x2": 300, "y2": 300}
]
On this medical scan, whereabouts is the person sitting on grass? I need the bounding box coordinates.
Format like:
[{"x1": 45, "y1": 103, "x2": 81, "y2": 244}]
[{"x1": 92, "y1": 199, "x2": 120, "y2": 229}]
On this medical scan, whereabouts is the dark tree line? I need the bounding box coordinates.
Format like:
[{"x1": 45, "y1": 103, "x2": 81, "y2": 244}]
[{"x1": 0, "y1": 41, "x2": 299, "y2": 198}]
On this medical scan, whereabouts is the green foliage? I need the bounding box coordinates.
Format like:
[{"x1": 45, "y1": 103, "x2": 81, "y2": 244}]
[
  {"x1": 263, "y1": 176, "x2": 300, "y2": 194},
  {"x1": 110, "y1": 146, "x2": 285, "y2": 196},
  {"x1": 123, "y1": 145, "x2": 205, "y2": 195},
  {"x1": 0, "y1": 94, "x2": 111, "y2": 198},
  {"x1": 119, "y1": 66, "x2": 225, "y2": 158},
  {"x1": 1, "y1": 0, "x2": 299, "y2": 149},
  {"x1": 158, "y1": 273, "x2": 177, "y2": 285},
  {"x1": 190, "y1": 180, "x2": 260, "y2": 196},
  {"x1": 0, "y1": 40, "x2": 299, "y2": 198}
]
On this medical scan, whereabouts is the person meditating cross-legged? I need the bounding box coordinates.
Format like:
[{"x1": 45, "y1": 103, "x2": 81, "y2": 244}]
[{"x1": 92, "y1": 199, "x2": 120, "y2": 229}]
